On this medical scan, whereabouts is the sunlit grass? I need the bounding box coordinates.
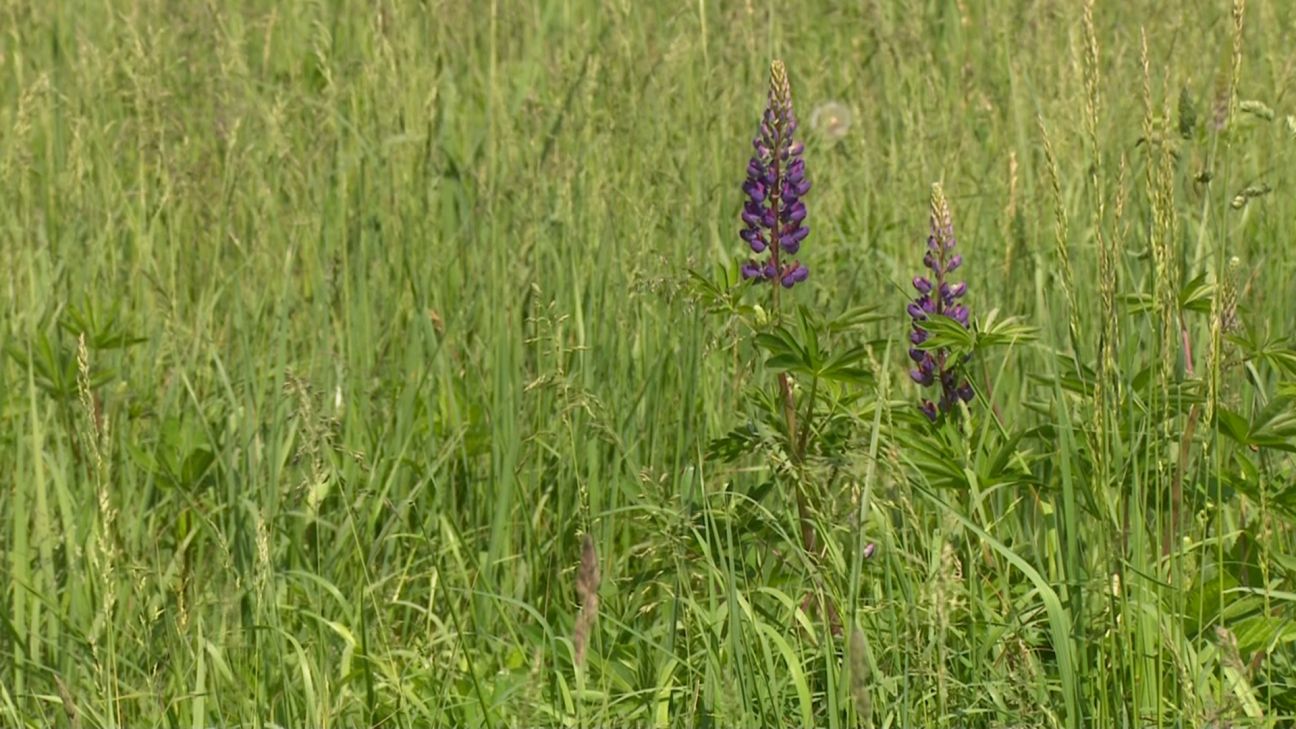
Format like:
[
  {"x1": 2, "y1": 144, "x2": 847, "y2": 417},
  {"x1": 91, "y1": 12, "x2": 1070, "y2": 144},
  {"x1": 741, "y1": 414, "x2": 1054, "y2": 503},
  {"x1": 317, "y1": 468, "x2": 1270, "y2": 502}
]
[{"x1": 2, "y1": 1, "x2": 1295, "y2": 727}]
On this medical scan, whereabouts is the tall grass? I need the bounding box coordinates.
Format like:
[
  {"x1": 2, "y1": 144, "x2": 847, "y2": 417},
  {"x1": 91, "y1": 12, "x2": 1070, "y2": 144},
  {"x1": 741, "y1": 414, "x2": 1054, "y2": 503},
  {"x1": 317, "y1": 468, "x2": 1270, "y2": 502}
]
[{"x1": 2, "y1": 1, "x2": 1295, "y2": 726}]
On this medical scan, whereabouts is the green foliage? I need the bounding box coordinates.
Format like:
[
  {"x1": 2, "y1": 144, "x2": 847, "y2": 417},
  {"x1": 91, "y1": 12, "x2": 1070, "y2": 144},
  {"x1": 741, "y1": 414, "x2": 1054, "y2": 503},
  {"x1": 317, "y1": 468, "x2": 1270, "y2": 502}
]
[{"x1": 3, "y1": 1, "x2": 1296, "y2": 728}]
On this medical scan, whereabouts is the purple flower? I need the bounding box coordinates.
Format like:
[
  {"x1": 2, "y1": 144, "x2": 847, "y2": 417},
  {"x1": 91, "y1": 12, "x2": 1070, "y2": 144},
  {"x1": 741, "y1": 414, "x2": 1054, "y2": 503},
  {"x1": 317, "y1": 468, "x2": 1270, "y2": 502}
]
[
  {"x1": 780, "y1": 263, "x2": 809, "y2": 288},
  {"x1": 906, "y1": 183, "x2": 973, "y2": 421},
  {"x1": 779, "y1": 225, "x2": 809, "y2": 254},
  {"x1": 739, "y1": 60, "x2": 810, "y2": 288}
]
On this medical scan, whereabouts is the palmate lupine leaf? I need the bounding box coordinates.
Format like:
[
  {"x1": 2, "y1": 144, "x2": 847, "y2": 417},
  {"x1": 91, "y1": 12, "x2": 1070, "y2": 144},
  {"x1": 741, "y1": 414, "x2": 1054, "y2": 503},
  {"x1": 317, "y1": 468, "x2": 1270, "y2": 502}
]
[
  {"x1": 755, "y1": 324, "x2": 873, "y2": 385},
  {"x1": 976, "y1": 308, "x2": 1039, "y2": 347}
]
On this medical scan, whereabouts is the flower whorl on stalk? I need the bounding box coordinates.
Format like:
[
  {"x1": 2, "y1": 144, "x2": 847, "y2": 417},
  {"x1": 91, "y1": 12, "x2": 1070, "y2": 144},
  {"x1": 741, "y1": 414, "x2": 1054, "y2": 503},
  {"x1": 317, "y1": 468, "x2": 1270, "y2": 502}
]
[
  {"x1": 907, "y1": 184, "x2": 972, "y2": 422},
  {"x1": 740, "y1": 60, "x2": 810, "y2": 288}
]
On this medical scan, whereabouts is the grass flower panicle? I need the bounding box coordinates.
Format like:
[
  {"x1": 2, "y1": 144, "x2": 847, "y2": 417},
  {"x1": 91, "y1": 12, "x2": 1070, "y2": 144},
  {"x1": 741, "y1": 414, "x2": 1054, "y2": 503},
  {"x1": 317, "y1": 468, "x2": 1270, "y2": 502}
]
[
  {"x1": 907, "y1": 183, "x2": 973, "y2": 421},
  {"x1": 740, "y1": 60, "x2": 810, "y2": 288}
]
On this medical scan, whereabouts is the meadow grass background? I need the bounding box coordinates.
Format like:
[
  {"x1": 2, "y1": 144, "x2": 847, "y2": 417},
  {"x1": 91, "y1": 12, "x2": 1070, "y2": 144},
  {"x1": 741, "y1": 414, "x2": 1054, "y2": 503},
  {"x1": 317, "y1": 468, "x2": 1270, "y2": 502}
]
[{"x1": 3, "y1": 0, "x2": 1296, "y2": 726}]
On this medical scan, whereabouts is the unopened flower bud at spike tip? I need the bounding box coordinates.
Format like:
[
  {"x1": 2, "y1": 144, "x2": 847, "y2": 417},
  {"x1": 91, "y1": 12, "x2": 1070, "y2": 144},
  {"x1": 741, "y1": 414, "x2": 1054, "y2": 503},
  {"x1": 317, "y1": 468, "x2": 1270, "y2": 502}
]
[{"x1": 770, "y1": 60, "x2": 790, "y2": 107}]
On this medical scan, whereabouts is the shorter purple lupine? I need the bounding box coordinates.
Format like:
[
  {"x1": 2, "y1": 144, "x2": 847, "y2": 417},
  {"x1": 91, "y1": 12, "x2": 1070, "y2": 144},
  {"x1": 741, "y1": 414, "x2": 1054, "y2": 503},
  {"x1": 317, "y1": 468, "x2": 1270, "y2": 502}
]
[
  {"x1": 739, "y1": 60, "x2": 810, "y2": 288},
  {"x1": 907, "y1": 184, "x2": 973, "y2": 421}
]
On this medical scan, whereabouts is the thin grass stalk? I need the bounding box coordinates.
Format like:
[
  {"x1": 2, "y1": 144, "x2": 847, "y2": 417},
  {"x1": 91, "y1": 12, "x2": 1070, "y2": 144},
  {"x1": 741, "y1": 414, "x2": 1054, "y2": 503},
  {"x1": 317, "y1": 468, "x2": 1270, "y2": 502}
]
[
  {"x1": 1038, "y1": 116, "x2": 1081, "y2": 362},
  {"x1": 77, "y1": 334, "x2": 120, "y2": 727}
]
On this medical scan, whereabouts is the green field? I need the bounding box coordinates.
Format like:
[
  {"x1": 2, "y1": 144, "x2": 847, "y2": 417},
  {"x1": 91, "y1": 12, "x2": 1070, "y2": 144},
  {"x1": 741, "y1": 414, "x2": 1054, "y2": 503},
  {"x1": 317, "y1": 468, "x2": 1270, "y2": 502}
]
[{"x1": 4, "y1": 1, "x2": 1296, "y2": 726}]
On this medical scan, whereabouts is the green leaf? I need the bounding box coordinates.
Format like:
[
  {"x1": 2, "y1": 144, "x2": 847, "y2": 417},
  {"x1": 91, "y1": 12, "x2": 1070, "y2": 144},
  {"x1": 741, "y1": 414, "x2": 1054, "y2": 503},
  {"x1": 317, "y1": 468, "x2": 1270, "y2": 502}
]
[
  {"x1": 917, "y1": 314, "x2": 974, "y2": 358},
  {"x1": 1216, "y1": 408, "x2": 1250, "y2": 445},
  {"x1": 825, "y1": 305, "x2": 886, "y2": 334},
  {"x1": 976, "y1": 308, "x2": 1038, "y2": 348},
  {"x1": 1178, "y1": 273, "x2": 1214, "y2": 314},
  {"x1": 1248, "y1": 396, "x2": 1296, "y2": 452},
  {"x1": 706, "y1": 422, "x2": 766, "y2": 463},
  {"x1": 763, "y1": 353, "x2": 804, "y2": 371}
]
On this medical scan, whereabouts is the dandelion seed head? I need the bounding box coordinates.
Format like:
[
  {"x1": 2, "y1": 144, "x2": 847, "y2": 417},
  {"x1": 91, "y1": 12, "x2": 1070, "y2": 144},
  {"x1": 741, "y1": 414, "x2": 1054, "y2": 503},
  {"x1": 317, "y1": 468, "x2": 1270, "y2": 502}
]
[{"x1": 810, "y1": 101, "x2": 852, "y2": 142}]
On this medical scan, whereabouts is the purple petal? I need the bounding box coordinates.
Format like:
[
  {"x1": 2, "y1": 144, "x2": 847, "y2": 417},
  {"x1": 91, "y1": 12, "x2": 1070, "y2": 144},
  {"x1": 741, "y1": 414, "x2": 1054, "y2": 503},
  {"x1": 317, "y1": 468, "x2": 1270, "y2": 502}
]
[
  {"x1": 910, "y1": 328, "x2": 928, "y2": 345},
  {"x1": 912, "y1": 276, "x2": 932, "y2": 294},
  {"x1": 949, "y1": 282, "x2": 967, "y2": 298},
  {"x1": 906, "y1": 302, "x2": 926, "y2": 320},
  {"x1": 741, "y1": 261, "x2": 764, "y2": 280},
  {"x1": 780, "y1": 226, "x2": 808, "y2": 252},
  {"x1": 743, "y1": 179, "x2": 766, "y2": 203},
  {"x1": 920, "y1": 401, "x2": 938, "y2": 422},
  {"x1": 946, "y1": 254, "x2": 962, "y2": 273},
  {"x1": 783, "y1": 201, "x2": 806, "y2": 223}
]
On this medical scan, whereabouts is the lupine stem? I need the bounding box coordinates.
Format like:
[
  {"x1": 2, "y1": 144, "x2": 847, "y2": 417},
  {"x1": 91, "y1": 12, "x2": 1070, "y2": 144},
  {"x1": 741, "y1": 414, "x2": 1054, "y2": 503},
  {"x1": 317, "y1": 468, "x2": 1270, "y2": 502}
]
[
  {"x1": 739, "y1": 62, "x2": 823, "y2": 627},
  {"x1": 793, "y1": 373, "x2": 819, "y2": 554},
  {"x1": 768, "y1": 91, "x2": 812, "y2": 554}
]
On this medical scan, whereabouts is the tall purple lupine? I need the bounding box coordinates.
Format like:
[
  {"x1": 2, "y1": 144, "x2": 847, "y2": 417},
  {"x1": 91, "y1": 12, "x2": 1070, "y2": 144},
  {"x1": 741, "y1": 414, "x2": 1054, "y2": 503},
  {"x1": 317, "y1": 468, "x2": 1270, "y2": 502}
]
[
  {"x1": 907, "y1": 183, "x2": 973, "y2": 421},
  {"x1": 740, "y1": 60, "x2": 810, "y2": 289}
]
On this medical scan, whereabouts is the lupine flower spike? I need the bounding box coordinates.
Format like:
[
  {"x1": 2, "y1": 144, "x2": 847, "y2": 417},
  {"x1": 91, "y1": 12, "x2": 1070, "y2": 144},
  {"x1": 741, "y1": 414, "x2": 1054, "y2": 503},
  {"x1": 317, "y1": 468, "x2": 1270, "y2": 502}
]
[
  {"x1": 907, "y1": 183, "x2": 973, "y2": 421},
  {"x1": 740, "y1": 60, "x2": 810, "y2": 289}
]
